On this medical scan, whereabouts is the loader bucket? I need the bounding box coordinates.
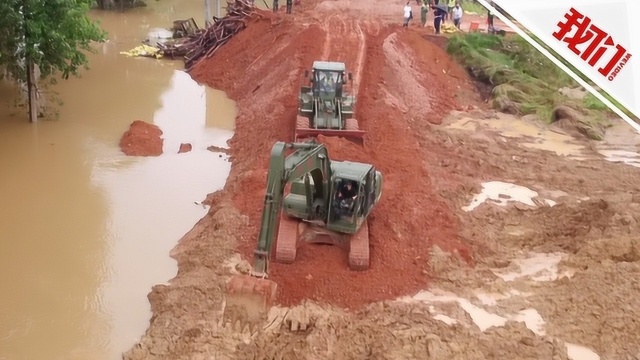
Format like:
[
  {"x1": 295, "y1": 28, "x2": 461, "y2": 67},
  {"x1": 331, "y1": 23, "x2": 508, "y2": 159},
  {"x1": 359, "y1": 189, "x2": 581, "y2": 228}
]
[
  {"x1": 295, "y1": 128, "x2": 366, "y2": 144},
  {"x1": 222, "y1": 274, "x2": 277, "y2": 331}
]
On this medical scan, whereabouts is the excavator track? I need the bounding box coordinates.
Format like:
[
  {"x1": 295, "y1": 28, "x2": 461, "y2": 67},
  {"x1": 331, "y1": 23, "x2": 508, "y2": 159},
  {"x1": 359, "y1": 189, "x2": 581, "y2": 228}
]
[
  {"x1": 275, "y1": 212, "x2": 299, "y2": 264},
  {"x1": 348, "y1": 219, "x2": 370, "y2": 271}
]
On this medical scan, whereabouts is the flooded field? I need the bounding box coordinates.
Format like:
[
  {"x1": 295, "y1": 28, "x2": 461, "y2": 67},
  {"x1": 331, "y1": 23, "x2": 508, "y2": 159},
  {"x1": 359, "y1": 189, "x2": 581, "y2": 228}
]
[{"x1": 0, "y1": 1, "x2": 236, "y2": 359}]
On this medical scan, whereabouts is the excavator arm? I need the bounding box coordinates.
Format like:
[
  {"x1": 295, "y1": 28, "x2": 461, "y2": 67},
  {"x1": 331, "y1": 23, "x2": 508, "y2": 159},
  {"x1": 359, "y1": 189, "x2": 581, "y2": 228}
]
[{"x1": 250, "y1": 141, "x2": 332, "y2": 278}]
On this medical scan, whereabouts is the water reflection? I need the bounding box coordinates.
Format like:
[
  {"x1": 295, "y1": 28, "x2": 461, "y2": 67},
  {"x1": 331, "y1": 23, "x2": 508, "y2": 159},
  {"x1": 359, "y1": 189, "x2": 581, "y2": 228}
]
[{"x1": 155, "y1": 70, "x2": 235, "y2": 154}]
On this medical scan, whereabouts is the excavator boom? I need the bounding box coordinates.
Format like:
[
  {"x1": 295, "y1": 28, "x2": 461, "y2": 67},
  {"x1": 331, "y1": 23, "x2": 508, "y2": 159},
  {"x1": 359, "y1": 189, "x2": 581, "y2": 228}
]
[
  {"x1": 223, "y1": 141, "x2": 332, "y2": 330},
  {"x1": 250, "y1": 141, "x2": 331, "y2": 276}
]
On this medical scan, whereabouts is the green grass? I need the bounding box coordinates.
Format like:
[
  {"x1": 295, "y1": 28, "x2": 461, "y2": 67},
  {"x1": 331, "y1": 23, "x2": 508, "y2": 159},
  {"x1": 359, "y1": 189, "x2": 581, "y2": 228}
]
[
  {"x1": 446, "y1": 33, "x2": 575, "y2": 117},
  {"x1": 519, "y1": 32, "x2": 638, "y2": 120},
  {"x1": 444, "y1": 31, "x2": 637, "y2": 138},
  {"x1": 461, "y1": 1, "x2": 487, "y2": 15},
  {"x1": 583, "y1": 93, "x2": 607, "y2": 111}
]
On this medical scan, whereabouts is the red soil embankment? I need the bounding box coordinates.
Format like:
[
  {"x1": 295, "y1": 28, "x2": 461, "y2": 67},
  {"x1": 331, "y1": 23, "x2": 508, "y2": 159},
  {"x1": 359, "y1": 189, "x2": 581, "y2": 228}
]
[{"x1": 190, "y1": 9, "x2": 478, "y2": 308}]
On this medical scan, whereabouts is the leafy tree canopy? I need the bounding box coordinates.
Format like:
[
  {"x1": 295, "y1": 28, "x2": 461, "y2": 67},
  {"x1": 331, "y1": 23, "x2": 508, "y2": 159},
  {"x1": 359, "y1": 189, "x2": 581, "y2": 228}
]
[{"x1": 0, "y1": 0, "x2": 107, "y2": 83}]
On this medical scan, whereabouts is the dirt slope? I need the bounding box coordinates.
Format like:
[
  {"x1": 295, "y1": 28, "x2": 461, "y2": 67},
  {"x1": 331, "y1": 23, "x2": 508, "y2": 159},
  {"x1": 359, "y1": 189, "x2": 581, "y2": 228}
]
[
  {"x1": 187, "y1": 8, "x2": 480, "y2": 309},
  {"x1": 124, "y1": 1, "x2": 640, "y2": 359}
]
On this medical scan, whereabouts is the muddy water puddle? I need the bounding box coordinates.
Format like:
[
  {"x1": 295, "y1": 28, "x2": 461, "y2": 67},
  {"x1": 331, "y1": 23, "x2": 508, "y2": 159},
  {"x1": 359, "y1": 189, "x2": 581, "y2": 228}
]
[
  {"x1": 0, "y1": 2, "x2": 236, "y2": 359},
  {"x1": 446, "y1": 111, "x2": 585, "y2": 157},
  {"x1": 445, "y1": 111, "x2": 640, "y2": 169},
  {"x1": 398, "y1": 250, "x2": 590, "y2": 358},
  {"x1": 596, "y1": 120, "x2": 640, "y2": 168}
]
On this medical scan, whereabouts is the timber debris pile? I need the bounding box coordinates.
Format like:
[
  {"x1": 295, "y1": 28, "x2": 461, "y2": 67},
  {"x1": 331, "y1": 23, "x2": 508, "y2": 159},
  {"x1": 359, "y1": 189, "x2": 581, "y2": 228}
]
[{"x1": 157, "y1": 0, "x2": 255, "y2": 70}]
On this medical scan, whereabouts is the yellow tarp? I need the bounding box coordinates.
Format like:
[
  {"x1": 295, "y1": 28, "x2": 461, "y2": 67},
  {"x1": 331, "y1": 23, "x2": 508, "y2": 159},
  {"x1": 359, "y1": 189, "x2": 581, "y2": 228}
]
[
  {"x1": 441, "y1": 23, "x2": 460, "y2": 34},
  {"x1": 120, "y1": 45, "x2": 163, "y2": 59}
]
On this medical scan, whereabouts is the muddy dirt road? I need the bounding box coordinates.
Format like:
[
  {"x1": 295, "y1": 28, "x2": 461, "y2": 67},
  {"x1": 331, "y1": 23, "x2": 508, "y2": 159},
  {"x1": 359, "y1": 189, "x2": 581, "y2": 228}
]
[{"x1": 124, "y1": 0, "x2": 640, "y2": 359}]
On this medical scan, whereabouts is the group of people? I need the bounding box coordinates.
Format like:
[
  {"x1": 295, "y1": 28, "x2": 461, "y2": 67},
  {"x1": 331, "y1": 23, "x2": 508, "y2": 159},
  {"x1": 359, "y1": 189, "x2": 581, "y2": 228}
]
[{"x1": 403, "y1": 0, "x2": 464, "y2": 34}]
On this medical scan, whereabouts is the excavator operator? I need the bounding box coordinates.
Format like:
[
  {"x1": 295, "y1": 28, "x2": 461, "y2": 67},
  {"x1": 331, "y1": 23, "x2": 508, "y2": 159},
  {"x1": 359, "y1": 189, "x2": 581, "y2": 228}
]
[
  {"x1": 320, "y1": 72, "x2": 336, "y2": 92},
  {"x1": 337, "y1": 180, "x2": 357, "y2": 200},
  {"x1": 335, "y1": 180, "x2": 358, "y2": 218}
]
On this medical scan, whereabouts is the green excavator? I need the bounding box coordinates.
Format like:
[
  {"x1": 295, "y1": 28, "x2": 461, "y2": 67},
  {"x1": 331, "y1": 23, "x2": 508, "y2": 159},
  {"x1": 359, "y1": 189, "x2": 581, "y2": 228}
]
[
  {"x1": 223, "y1": 141, "x2": 383, "y2": 327},
  {"x1": 295, "y1": 61, "x2": 365, "y2": 143}
]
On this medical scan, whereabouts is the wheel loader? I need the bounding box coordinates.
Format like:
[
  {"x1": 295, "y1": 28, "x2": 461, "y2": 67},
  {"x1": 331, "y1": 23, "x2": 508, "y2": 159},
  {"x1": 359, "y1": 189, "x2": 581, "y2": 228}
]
[
  {"x1": 295, "y1": 61, "x2": 365, "y2": 143},
  {"x1": 223, "y1": 141, "x2": 383, "y2": 329}
]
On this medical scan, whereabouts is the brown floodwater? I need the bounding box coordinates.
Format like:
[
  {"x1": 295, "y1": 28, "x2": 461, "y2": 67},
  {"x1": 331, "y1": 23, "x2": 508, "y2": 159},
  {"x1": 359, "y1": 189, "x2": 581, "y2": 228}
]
[{"x1": 0, "y1": 1, "x2": 239, "y2": 359}]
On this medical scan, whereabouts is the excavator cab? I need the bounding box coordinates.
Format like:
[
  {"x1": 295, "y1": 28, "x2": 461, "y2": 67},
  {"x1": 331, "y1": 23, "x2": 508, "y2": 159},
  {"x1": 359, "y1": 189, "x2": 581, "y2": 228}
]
[{"x1": 327, "y1": 163, "x2": 382, "y2": 235}]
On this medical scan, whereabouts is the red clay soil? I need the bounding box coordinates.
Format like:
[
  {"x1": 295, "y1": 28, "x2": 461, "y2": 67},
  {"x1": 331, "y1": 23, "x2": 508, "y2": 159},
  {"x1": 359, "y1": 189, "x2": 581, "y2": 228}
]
[
  {"x1": 190, "y1": 10, "x2": 477, "y2": 308},
  {"x1": 119, "y1": 120, "x2": 163, "y2": 157}
]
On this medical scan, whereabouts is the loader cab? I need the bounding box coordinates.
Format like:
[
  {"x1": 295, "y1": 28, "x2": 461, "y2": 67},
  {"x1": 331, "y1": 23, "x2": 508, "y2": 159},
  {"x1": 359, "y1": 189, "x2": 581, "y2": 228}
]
[{"x1": 306, "y1": 61, "x2": 353, "y2": 100}]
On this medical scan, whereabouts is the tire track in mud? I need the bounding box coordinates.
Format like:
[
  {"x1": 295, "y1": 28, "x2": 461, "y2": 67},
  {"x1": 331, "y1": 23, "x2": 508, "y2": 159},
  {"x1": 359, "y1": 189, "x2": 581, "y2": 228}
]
[
  {"x1": 346, "y1": 26, "x2": 471, "y2": 303},
  {"x1": 319, "y1": 18, "x2": 367, "y2": 98},
  {"x1": 352, "y1": 21, "x2": 366, "y2": 98},
  {"x1": 320, "y1": 14, "x2": 336, "y2": 59}
]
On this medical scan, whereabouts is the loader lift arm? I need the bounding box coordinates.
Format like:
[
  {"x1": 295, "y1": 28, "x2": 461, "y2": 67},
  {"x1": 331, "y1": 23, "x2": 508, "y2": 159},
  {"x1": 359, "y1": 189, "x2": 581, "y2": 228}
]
[{"x1": 251, "y1": 141, "x2": 331, "y2": 279}]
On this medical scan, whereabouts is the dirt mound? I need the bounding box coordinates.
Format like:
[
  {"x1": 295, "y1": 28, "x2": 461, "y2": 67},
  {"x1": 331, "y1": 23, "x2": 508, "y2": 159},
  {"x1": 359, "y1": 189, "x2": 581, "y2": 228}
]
[
  {"x1": 236, "y1": 300, "x2": 570, "y2": 360},
  {"x1": 119, "y1": 120, "x2": 163, "y2": 156},
  {"x1": 551, "y1": 105, "x2": 605, "y2": 140},
  {"x1": 391, "y1": 30, "x2": 482, "y2": 123},
  {"x1": 178, "y1": 143, "x2": 192, "y2": 153}
]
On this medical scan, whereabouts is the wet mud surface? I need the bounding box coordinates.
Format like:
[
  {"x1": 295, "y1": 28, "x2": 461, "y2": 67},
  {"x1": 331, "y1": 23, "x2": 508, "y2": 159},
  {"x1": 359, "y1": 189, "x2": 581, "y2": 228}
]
[{"x1": 123, "y1": 1, "x2": 640, "y2": 359}]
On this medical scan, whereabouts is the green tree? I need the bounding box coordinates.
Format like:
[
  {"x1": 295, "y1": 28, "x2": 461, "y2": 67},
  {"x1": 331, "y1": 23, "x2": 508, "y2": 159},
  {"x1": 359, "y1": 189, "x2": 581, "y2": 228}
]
[{"x1": 0, "y1": 0, "x2": 107, "y2": 122}]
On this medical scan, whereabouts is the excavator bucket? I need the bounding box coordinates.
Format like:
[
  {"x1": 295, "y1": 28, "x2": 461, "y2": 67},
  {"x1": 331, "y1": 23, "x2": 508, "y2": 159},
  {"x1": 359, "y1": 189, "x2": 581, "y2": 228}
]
[{"x1": 222, "y1": 274, "x2": 277, "y2": 331}]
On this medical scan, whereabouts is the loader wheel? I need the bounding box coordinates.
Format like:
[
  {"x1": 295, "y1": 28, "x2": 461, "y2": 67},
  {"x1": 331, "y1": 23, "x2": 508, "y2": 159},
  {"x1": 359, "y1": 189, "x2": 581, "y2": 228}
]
[
  {"x1": 275, "y1": 212, "x2": 299, "y2": 264},
  {"x1": 345, "y1": 118, "x2": 359, "y2": 131},
  {"x1": 296, "y1": 115, "x2": 310, "y2": 129},
  {"x1": 348, "y1": 220, "x2": 370, "y2": 271}
]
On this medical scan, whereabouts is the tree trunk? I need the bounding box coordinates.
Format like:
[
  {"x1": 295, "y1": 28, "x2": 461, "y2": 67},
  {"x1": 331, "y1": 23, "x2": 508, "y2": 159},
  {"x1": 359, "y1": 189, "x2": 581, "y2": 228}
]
[{"x1": 26, "y1": 59, "x2": 38, "y2": 122}]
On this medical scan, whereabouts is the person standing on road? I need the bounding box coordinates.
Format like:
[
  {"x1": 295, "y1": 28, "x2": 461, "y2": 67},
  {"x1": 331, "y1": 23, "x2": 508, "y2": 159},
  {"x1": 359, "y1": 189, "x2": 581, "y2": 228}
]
[
  {"x1": 487, "y1": 8, "x2": 495, "y2": 32},
  {"x1": 272, "y1": 0, "x2": 278, "y2": 12},
  {"x1": 446, "y1": 0, "x2": 455, "y2": 23},
  {"x1": 286, "y1": 0, "x2": 292, "y2": 14},
  {"x1": 403, "y1": 2, "x2": 413, "y2": 28},
  {"x1": 431, "y1": 0, "x2": 445, "y2": 34},
  {"x1": 420, "y1": 2, "x2": 429, "y2": 28},
  {"x1": 452, "y1": 2, "x2": 462, "y2": 29}
]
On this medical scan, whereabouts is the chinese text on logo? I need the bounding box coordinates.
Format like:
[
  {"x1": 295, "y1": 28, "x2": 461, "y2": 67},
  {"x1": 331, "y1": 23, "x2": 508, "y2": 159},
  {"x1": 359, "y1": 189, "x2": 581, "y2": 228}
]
[{"x1": 552, "y1": 7, "x2": 632, "y2": 81}]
